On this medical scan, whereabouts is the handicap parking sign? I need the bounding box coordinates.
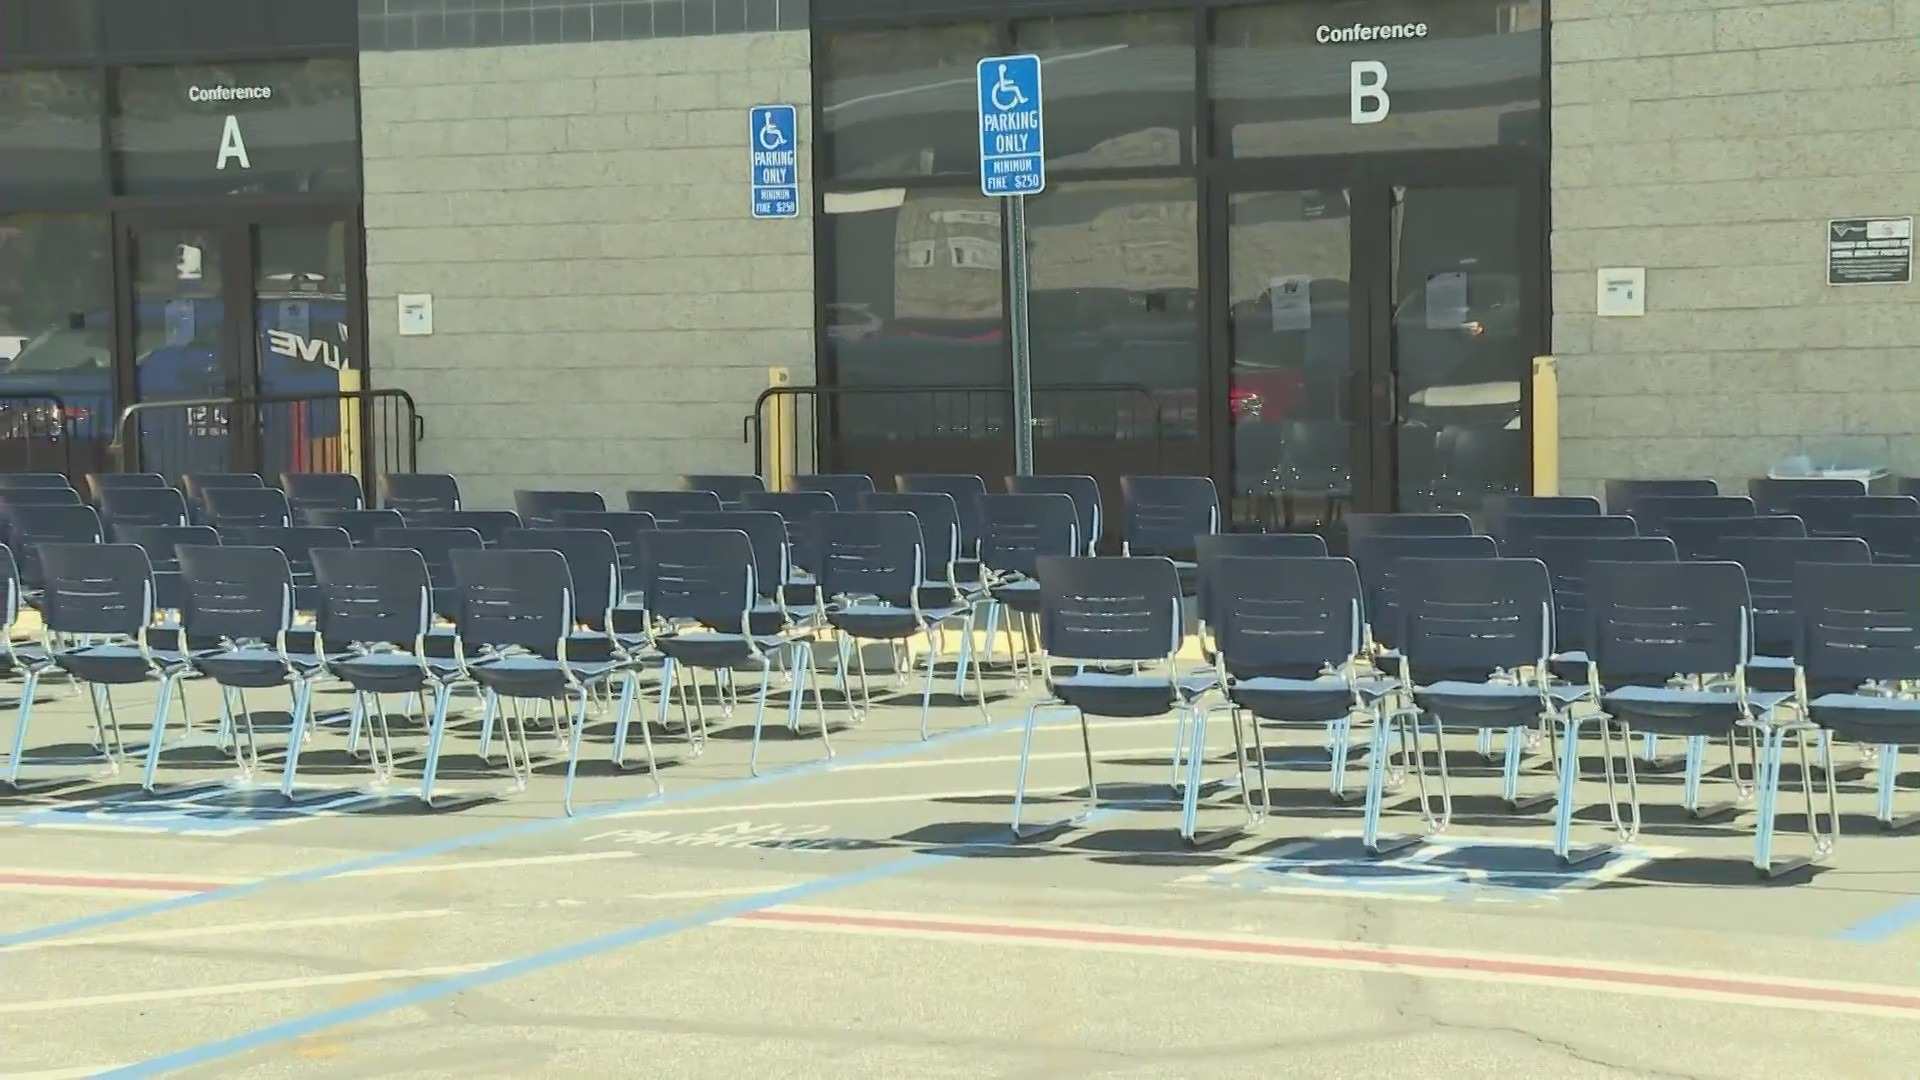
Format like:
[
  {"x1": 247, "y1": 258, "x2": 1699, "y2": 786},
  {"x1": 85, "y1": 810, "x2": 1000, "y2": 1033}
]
[
  {"x1": 976, "y1": 54, "x2": 1045, "y2": 197},
  {"x1": 749, "y1": 104, "x2": 800, "y2": 219}
]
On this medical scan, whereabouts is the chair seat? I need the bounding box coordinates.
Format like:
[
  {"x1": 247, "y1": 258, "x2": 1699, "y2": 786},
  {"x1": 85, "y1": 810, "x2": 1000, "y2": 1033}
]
[
  {"x1": 194, "y1": 646, "x2": 325, "y2": 689},
  {"x1": 0, "y1": 643, "x2": 48, "y2": 674},
  {"x1": 469, "y1": 654, "x2": 619, "y2": 698},
  {"x1": 988, "y1": 579, "x2": 1043, "y2": 614},
  {"x1": 1415, "y1": 680, "x2": 1556, "y2": 732},
  {"x1": 332, "y1": 652, "x2": 462, "y2": 694},
  {"x1": 1229, "y1": 674, "x2": 1392, "y2": 724},
  {"x1": 829, "y1": 605, "x2": 964, "y2": 641},
  {"x1": 1806, "y1": 692, "x2": 1920, "y2": 744},
  {"x1": 1051, "y1": 671, "x2": 1214, "y2": 719},
  {"x1": 1599, "y1": 685, "x2": 1791, "y2": 737},
  {"x1": 656, "y1": 631, "x2": 794, "y2": 670},
  {"x1": 53, "y1": 643, "x2": 194, "y2": 686}
]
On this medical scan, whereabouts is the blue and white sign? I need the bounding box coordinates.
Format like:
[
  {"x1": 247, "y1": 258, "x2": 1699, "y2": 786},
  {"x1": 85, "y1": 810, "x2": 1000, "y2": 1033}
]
[
  {"x1": 976, "y1": 53, "x2": 1045, "y2": 197},
  {"x1": 749, "y1": 104, "x2": 800, "y2": 219}
]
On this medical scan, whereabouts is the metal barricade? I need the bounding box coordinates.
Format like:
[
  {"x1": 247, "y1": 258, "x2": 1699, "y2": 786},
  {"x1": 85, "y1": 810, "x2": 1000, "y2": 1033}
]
[
  {"x1": 0, "y1": 394, "x2": 80, "y2": 478},
  {"x1": 108, "y1": 389, "x2": 423, "y2": 488}
]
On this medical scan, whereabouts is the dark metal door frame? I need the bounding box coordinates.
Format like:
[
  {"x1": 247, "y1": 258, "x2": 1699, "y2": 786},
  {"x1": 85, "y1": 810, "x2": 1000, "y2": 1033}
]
[{"x1": 1206, "y1": 147, "x2": 1547, "y2": 514}]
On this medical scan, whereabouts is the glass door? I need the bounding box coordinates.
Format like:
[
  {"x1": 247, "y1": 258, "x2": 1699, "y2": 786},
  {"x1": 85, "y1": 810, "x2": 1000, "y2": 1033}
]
[{"x1": 121, "y1": 215, "x2": 246, "y2": 475}]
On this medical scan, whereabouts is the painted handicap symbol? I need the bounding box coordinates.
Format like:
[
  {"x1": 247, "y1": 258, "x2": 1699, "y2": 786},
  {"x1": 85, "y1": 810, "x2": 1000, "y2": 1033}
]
[
  {"x1": 758, "y1": 113, "x2": 787, "y2": 151},
  {"x1": 989, "y1": 64, "x2": 1028, "y2": 112}
]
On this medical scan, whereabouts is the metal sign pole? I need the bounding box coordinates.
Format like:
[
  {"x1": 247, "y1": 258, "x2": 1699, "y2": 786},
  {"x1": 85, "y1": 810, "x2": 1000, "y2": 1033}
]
[{"x1": 1008, "y1": 193, "x2": 1034, "y2": 476}]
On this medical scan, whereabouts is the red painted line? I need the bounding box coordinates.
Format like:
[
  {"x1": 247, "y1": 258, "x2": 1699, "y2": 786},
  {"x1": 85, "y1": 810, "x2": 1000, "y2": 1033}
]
[
  {"x1": 739, "y1": 909, "x2": 1920, "y2": 1014},
  {"x1": 0, "y1": 871, "x2": 223, "y2": 893}
]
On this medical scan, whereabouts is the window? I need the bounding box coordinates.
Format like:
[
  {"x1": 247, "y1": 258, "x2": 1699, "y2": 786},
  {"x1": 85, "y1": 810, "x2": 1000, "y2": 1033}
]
[
  {"x1": 1012, "y1": 12, "x2": 1195, "y2": 170},
  {"x1": 0, "y1": 70, "x2": 108, "y2": 208},
  {"x1": 819, "y1": 22, "x2": 1000, "y2": 180},
  {"x1": 1209, "y1": 0, "x2": 1544, "y2": 158},
  {"x1": 0, "y1": 215, "x2": 115, "y2": 452},
  {"x1": 1025, "y1": 178, "x2": 1200, "y2": 439},
  {"x1": 112, "y1": 58, "x2": 359, "y2": 197}
]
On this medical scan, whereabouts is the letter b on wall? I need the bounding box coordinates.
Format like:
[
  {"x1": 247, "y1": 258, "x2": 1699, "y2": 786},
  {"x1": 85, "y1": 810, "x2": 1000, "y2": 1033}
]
[{"x1": 1350, "y1": 61, "x2": 1389, "y2": 124}]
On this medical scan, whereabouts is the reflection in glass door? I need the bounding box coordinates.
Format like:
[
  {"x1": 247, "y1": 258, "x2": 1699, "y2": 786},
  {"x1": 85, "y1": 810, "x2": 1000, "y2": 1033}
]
[
  {"x1": 253, "y1": 220, "x2": 357, "y2": 478},
  {"x1": 127, "y1": 222, "x2": 236, "y2": 474},
  {"x1": 1225, "y1": 187, "x2": 1355, "y2": 532},
  {"x1": 1389, "y1": 185, "x2": 1529, "y2": 514}
]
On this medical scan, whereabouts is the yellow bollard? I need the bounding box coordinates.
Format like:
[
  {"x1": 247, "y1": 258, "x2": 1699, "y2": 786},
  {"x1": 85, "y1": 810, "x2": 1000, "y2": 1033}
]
[
  {"x1": 1531, "y1": 355, "x2": 1558, "y2": 496},
  {"x1": 766, "y1": 366, "x2": 793, "y2": 491}
]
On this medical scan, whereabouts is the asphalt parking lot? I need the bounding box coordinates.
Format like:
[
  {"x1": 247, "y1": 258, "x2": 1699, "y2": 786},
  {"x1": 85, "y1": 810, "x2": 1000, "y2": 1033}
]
[{"x1": 2, "y1": 642, "x2": 1918, "y2": 1079}]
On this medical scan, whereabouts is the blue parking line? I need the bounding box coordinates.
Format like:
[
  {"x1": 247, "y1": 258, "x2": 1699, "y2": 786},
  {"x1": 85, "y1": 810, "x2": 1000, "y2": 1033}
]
[
  {"x1": 94, "y1": 808, "x2": 1122, "y2": 1078},
  {"x1": 0, "y1": 715, "x2": 1029, "y2": 949},
  {"x1": 1836, "y1": 898, "x2": 1920, "y2": 942}
]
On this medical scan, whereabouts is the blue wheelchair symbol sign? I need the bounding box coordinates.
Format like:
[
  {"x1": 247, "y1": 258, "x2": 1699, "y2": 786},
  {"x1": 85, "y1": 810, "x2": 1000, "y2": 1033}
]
[
  {"x1": 749, "y1": 104, "x2": 800, "y2": 220},
  {"x1": 976, "y1": 54, "x2": 1045, "y2": 197}
]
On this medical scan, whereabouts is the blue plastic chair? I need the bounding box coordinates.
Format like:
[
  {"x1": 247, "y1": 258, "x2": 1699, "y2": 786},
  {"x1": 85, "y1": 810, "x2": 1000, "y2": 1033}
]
[
  {"x1": 380, "y1": 473, "x2": 461, "y2": 514},
  {"x1": 861, "y1": 491, "x2": 986, "y2": 687},
  {"x1": 182, "y1": 472, "x2": 264, "y2": 523},
  {"x1": 204, "y1": 486, "x2": 292, "y2": 530},
  {"x1": 1349, "y1": 534, "x2": 1498, "y2": 656},
  {"x1": 1484, "y1": 494, "x2": 1601, "y2": 519},
  {"x1": 898, "y1": 474, "x2": 989, "y2": 565},
  {"x1": 405, "y1": 510, "x2": 520, "y2": 548},
  {"x1": 448, "y1": 548, "x2": 637, "y2": 815},
  {"x1": 625, "y1": 490, "x2": 721, "y2": 527},
  {"x1": 1118, "y1": 476, "x2": 1219, "y2": 582},
  {"x1": 1660, "y1": 514, "x2": 1804, "y2": 560},
  {"x1": 88, "y1": 473, "x2": 166, "y2": 501},
  {"x1": 0, "y1": 473, "x2": 73, "y2": 490},
  {"x1": 817, "y1": 510, "x2": 988, "y2": 739},
  {"x1": 1496, "y1": 514, "x2": 1636, "y2": 553},
  {"x1": 1572, "y1": 560, "x2": 1798, "y2": 871},
  {"x1": 1856, "y1": 515, "x2": 1920, "y2": 564},
  {"x1": 283, "y1": 472, "x2": 365, "y2": 516},
  {"x1": 1632, "y1": 495, "x2": 1754, "y2": 533},
  {"x1": 976, "y1": 493, "x2": 1079, "y2": 684},
  {"x1": 1789, "y1": 495, "x2": 1919, "y2": 538},
  {"x1": 794, "y1": 474, "x2": 875, "y2": 506},
  {"x1": 99, "y1": 487, "x2": 189, "y2": 531},
  {"x1": 308, "y1": 508, "x2": 403, "y2": 548},
  {"x1": 1346, "y1": 513, "x2": 1473, "y2": 541},
  {"x1": 1791, "y1": 562, "x2": 1919, "y2": 842},
  {"x1": 378, "y1": 526, "x2": 484, "y2": 631},
  {"x1": 1008, "y1": 474, "x2": 1102, "y2": 554},
  {"x1": 1749, "y1": 476, "x2": 1864, "y2": 515},
  {"x1": 1720, "y1": 537, "x2": 1871, "y2": 669},
  {"x1": 514, "y1": 489, "x2": 606, "y2": 529},
  {"x1": 1189, "y1": 556, "x2": 1388, "y2": 842},
  {"x1": 682, "y1": 474, "x2": 765, "y2": 511},
  {"x1": 0, "y1": 545, "x2": 55, "y2": 790},
  {"x1": 1604, "y1": 478, "x2": 1716, "y2": 516},
  {"x1": 1012, "y1": 555, "x2": 1201, "y2": 840},
  {"x1": 741, "y1": 490, "x2": 838, "y2": 584}
]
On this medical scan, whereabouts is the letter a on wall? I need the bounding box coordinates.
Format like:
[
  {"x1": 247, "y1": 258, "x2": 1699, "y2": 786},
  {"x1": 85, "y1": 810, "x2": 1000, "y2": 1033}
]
[{"x1": 216, "y1": 115, "x2": 252, "y2": 170}]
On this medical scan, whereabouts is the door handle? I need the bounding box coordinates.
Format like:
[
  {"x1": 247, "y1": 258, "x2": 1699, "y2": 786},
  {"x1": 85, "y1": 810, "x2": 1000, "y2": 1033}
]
[{"x1": 1372, "y1": 372, "x2": 1400, "y2": 425}]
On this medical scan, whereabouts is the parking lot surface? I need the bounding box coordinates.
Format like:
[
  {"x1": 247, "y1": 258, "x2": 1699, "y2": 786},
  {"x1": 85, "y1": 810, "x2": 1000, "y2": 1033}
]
[{"x1": 2, "y1": 645, "x2": 1918, "y2": 1079}]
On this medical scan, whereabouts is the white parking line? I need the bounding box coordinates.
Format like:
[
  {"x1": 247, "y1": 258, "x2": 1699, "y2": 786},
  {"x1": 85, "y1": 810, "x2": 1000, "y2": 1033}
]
[
  {"x1": 605, "y1": 787, "x2": 1090, "y2": 820},
  {"x1": 341, "y1": 851, "x2": 638, "y2": 879},
  {"x1": 4, "y1": 910, "x2": 456, "y2": 953},
  {"x1": 0, "y1": 965, "x2": 488, "y2": 1015}
]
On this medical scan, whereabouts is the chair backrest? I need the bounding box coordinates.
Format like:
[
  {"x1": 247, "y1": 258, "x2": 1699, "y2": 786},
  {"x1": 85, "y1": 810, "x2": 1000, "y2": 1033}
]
[
  {"x1": 88, "y1": 473, "x2": 167, "y2": 501},
  {"x1": 380, "y1": 472, "x2": 462, "y2": 514},
  {"x1": 311, "y1": 547, "x2": 433, "y2": 649},
  {"x1": 405, "y1": 510, "x2": 521, "y2": 548},
  {"x1": 449, "y1": 548, "x2": 573, "y2": 656},
  {"x1": 1496, "y1": 513, "x2": 1637, "y2": 553},
  {"x1": 794, "y1": 474, "x2": 876, "y2": 505},
  {"x1": 204, "y1": 486, "x2": 292, "y2": 530},
  {"x1": 503, "y1": 527, "x2": 621, "y2": 630},
  {"x1": 1632, "y1": 495, "x2": 1755, "y2": 531},
  {"x1": 12, "y1": 505, "x2": 104, "y2": 589},
  {"x1": 376, "y1": 527, "x2": 484, "y2": 620},
  {"x1": 116, "y1": 524, "x2": 219, "y2": 611},
  {"x1": 1194, "y1": 532, "x2": 1329, "y2": 627},
  {"x1": 1396, "y1": 557, "x2": 1553, "y2": 680},
  {"x1": 514, "y1": 489, "x2": 607, "y2": 529},
  {"x1": 1604, "y1": 478, "x2": 1718, "y2": 515},
  {"x1": 739, "y1": 491, "x2": 837, "y2": 573},
  {"x1": 816, "y1": 511, "x2": 922, "y2": 607},
  {"x1": 1789, "y1": 495, "x2": 1920, "y2": 538},
  {"x1": 0, "y1": 487, "x2": 83, "y2": 507},
  {"x1": 178, "y1": 545, "x2": 294, "y2": 644},
  {"x1": 99, "y1": 487, "x2": 189, "y2": 530},
  {"x1": 553, "y1": 510, "x2": 656, "y2": 585},
  {"x1": 1118, "y1": 475, "x2": 1218, "y2": 558},
  {"x1": 1749, "y1": 476, "x2": 1866, "y2": 515},
  {"x1": 977, "y1": 493, "x2": 1079, "y2": 580},
  {"x1": 1529, "y1": 536, "x2": 1676, "y2": 652},
  {"x1": 282, "y1": 472, "x2": 365, "y2": 514},
  {"x1": 1007, "y1": 474, "x2": 1102, "y2": 553},
  {"x1": 1587, "y1": 560, "x2": 1751, "y2": 683},
  {"x1": 1792, "y1": 562, "x2": 1920, "y2": 688},
  {"x1": 1855, "y1": 515, "x2": 1920, "y2": 564},
  {"x1": 634, "y1": 528, "x2": 756, "y2": 629},
  {"x1": 1484, "y1": 494, "x2": 1602, "y2": 519},
  {"x1": 625, "y1": 490, "x2": 722, "y2": 526},
  {"x1": 1349, "y1": 534, "x2": 1498, "y2": 649},
  {"x1": 0, "y1": 544, "x2": 18, "y2": 630},
  {"x1": 1661, "y1": 514, "x2": 1804, "y2": 560},
  {"x1": 39, "y1": 543, "x2": 154, "y2": 637},
  {"x1": 307, "y1": 508, "x2": 404, "y2": 547},
  {"x1": 1207, "y1": 555, "x2": 1362, "y2": 680},
  {"x1": 227, "y1": 526, "x2": 352, "y2": 611},
  {"x1": 677, "y1": 511, "x2": 789, "y2": 601},
  {"x1": 682, "y1": 474, "x2": 765, "y2": 510},
  {"x1": 0, "y1": 472, "x2": 73, "y2": 490},
  {"x1": 182, "y1": 472, "x2": 264, "y2": 521},
  {"x1": 1346, "y1": 513, "x2": 1474, "y2": 540},
  {"x1": 898, "y1": 475, "x2": 989, "y2": 557},
  {"x1": 860, "y1": 492, "x2": 959, "y2": 579},
  {"x1": 1719, "y1": 536, "x2": 1872, "y2": 654},
  {"x1": 1034, "y1": 555, "x2": 1182, "y2": 662}
]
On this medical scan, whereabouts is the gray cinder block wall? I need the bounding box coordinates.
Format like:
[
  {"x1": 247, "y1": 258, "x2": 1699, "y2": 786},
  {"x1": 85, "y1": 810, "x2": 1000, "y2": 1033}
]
[
  {"x1": 1550, "y1": 0, "x2": 1920, "y2": 494},
  {"x1": 359, "y1": 33, "x2": 813, "y2": 508}
]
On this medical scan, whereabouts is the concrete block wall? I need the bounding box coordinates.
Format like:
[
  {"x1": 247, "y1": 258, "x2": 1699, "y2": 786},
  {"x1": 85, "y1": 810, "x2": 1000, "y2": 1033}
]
[
  {"x1": 359, "y1": 33, "x2": 813, "y2": 508},
  {"x1": 1549, "y1": 0, "x2": 1920, "y2": 494}
]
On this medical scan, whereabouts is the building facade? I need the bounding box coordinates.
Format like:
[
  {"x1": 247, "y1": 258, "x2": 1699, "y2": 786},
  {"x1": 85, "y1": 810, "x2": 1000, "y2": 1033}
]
[{"x1": 0, "y1": 0, "x2": 1912, "y2": 512}]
